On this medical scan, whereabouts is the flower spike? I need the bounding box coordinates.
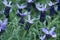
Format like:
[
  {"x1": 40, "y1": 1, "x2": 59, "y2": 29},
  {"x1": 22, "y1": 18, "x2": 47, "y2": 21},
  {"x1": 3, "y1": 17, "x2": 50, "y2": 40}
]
[{"x1": 41, "y1": 27, "x2": 57, "y2": 38}]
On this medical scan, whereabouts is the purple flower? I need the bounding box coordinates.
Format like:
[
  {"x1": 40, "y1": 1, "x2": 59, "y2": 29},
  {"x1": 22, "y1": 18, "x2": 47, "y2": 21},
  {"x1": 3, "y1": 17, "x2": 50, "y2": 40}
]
[
  {"x1": 0, "y1": 18, "x2": 8, "y2": 35},
  {"x1": 16, "y1": 4, "x2": 28, "y2": 24},
  {"x1": 35, "y1": 3, "x2": 47, "y2": 22},
  {"x1": 3, "y1": 0, "x2": 12, "y2": 7},
  {"x1": 25, "y1": 13, "x2": 36, "y2": 30},
  {"x1": 47, "y1": 1, "x2": 57, "y2": 6},
  {"x1": 17, "y1": 3, "x2": 27, "y2": 16},
  {"x1": 3, "y1": 0, "x2": 12, "y2": 18},
  {"x1": 17, "y1": 11, "x2": 28, "y2": 24},
  {"x1": 48, "y1": 1, "x2": 58, "y2": 16},
  {"x1": 25, "y1": 14, "x2": 35, "y2": 23},
  {"x1": 41, "y1": 27, "x2": 57, "y2": 39}
]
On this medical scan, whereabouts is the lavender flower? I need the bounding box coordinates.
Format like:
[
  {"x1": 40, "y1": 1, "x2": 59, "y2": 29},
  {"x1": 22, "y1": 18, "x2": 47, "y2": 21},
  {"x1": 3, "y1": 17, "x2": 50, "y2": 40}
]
[
  {"x1": 0, "y1": 18, "x2": 8, "y2": 35},
  {"x1": 17, "y1": 3, "x2": 27, "y2": 16},
  {"x1": 35, "y1": 3, "x2": 47, "y2": 22},
  {"x1": 3, "y1": 0, "x2": 12, "y2": 18},
  {"x1": 48, "y1": 1, "x2": 58, "y2": 16},
  {"x1": 17, "y1": 4, "x2": 28, "y2": 24},
  {"x1": 25, "y1": 14, "x2": 35, "y2": 30},
  {"x1": 41, "y1": 27, "x2": 57, "y2": 40},
  {"x1": 17, "y1": 11, "x2": 28, "y2": 24}
]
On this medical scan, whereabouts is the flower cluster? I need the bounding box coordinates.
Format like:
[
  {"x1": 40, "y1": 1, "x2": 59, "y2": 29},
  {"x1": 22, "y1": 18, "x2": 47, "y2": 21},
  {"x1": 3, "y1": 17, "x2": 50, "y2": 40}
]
[
  {"x1": 0, "y1": 0, "x2": 59, "y2": 40},
  {"x1": 0, "y1": 18, "x2": 8, "y2": 35}
]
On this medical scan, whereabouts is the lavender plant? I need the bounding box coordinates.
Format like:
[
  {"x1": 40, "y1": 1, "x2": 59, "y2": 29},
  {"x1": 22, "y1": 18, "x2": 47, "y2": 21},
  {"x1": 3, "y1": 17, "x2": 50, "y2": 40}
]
[{"x1": 0, "y1": 0, "x2": 60, "y2": 40}]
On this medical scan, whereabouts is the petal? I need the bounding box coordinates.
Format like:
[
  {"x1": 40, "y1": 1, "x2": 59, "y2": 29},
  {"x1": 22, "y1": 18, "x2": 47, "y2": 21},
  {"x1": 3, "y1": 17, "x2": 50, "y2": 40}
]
[
  {"x1": 41, "y1": 28, "x2": 49, "y2": 34},
  {"x1": 40, "y1": 34, "x2": 46, "y2": 40},
  {"x1": 18, "y1": 4, "x2": 27, "y2": 9},
  {"x1": 1, "y1": 24, "x2": 6, "y2": 30},
  {"x1": 49, "y1": 27, "x2": 55, "y2": 34},
  {"x1": 29, "y1": 20, "x2": 34, "y2": 23},
  {"x1": 50, "y1": 32, "x2": 57, "y2": 37},
  {"x1": 55, "y1": 6, "x2": 58, "y2": 11},
  {"x1": 16, "y1": 4, "x2": 20, "y2": 8},
  {"x1": 35, "y1": 3, "x2": 40, "y2": 7},
  {"x1": 27, "y1": 0, "x2": 33, "y2": 3},
  {"x1": 48, "y1": 1, "x2": 53, "y2": 6},
  {"x1": 3, "y1": 18, "x2": 8, "y2": 25},
  {"x1": 42, "y1": 4, "x2": 47, "y2": 11},
  {"x1": 9, "y1": 1, "x2": 12, "y2": 5},
  {"x1": 3, "y1": 0, "x2": 8, "y2": 5},
  {"x1": 23, "y1": 11, "x2": 28, "y2": 15},
  {"x1": 35, "y1": 3, "x2": 42, "y2": 11},
  {"x1": 35, "y1": 6, "x2": 42, "y2": 11},
  {"x1": 28, "y1": 14, "x2": 31, "y2": 21}
]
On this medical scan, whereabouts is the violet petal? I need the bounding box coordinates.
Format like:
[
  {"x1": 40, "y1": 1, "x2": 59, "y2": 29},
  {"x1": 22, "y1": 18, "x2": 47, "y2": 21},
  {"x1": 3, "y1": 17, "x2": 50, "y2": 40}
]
[{"x1": 41, "y1": 28, "x2": 49, "y2": 34}]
